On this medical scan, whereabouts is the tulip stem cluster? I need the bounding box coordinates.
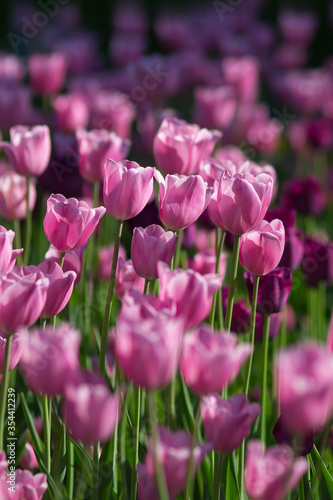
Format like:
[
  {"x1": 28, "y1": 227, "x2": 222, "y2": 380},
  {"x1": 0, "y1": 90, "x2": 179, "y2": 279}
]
[
  {"x1": 259, "y1": 315, "x2": 271, "y2": 443},
  {"x1": 225, "y1": 234, "x2": 241, "y2": 332}
]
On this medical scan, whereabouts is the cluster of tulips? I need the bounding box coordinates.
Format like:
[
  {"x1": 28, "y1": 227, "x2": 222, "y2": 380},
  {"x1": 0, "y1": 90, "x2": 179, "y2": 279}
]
[{"x1": 1, "y1": 1, "x2": 333, "y2": 499}]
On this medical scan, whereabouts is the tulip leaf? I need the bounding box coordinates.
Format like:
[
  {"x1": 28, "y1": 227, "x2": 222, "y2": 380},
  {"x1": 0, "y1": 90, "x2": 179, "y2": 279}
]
[{"x1": 311, "y1": 445, "x2": 333, "y2": 500}]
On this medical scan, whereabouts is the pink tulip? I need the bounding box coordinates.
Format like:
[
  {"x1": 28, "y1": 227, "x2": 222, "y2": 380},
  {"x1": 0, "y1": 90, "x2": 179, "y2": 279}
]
[
  {"x1": 0, "y1": 333, "x2": 22, "y2": 371},
  {"x1": 0, "y1": 270, "x2": 49, "y2": 334},
  {"x1": 190, "y1": 249, "x2": 227, "y2": 277},
  {"x1": 214, "y1": 145, "x2": 248, "y2": 169},
  {"x1": 327, "y1": 309, "x2": 333, "y2": 353},
  {"x1": 244, "y1": 440, "x2": 308, "y2": 500},
  {"x1": 222, "y1": 56, "x2": 260, "y2": 103},
  {"x1": 103, "y1": 159, "x2": 154, "y2": 220},
  {"x1": 116, "y1": 314, "x2": 184, "y2": 389},
  {"x1": 91, "y1": 90, "x2": 136, "y2": 138},
  {"x1": 180, "y1": 326, "x2": 252, "y2": 394},
  {"x1": 275, "y1": 342, "x2": 333, "y2": 434},
  {"x1": 214, "y1": 171, "x2": 273, "y2": 234},
  {"x1": 239, "y1": 219, "x2": 285, "y2": 276},
  {"x1": 1, "y1": 464, "x2": 48, "y2": 500},
  {"x1": 25, "y1": 261, "x2": 76, "y2": 319},
  {"x1": 19, "y1": 443, "x2": 39, "y2": 470},
  {"x1": 156, "y1": 171, "x2": 212, "y2": 231},
  {"x1": 131, "y1": 225, "x2": 177, "y2": 280},
  {"x1": 28, "y1": 53, "x2": 67, "y2": 96},
  {"x1": 201, "y1": 394, "x2": 261, "y2": 453},
  {"x1": 0, "y1": 125, "x2": 51, "y2": 177},
  {"x1": 98, "y1": 243, "x2": 127, "y2": 281},
  {"x1": 19, "y1": 323, "x2": 80, "y2": 396},
  {"x1": 53, "y1": 93, "x2": 90, "y2": 133},
  {"x1": 115, "y1": 258, "x2": 145, "y2": 299},
  {"x1": 153, "y1": 117, "x2": 221, "y2": 175},
  {"x1": 278, "y1": 10, "x2": 318, "y2": 45},
  {"x1": 0, "y1": 226, "x2": 23, "y2": 275},
  {"x1": 138, "y1": 426, "x2": 212, "y2": 499},
  {"x1": 193, "y1": 86, "x2": 237, "y2": 130},
  {"x1": 43, "y1": 194, "x2": 106, "y2": 252},
  {"x1": 118, "y1": 289, "x2": 176, "y2": 324},
  {"x1": 45, "y1": 243, "x2": 86, "y2": 284},
  {"x1": 0, "y1": 171, "x2": 36, "y2": 220},
  {"x1": 76, "y1": 128, "x2": 131, "y2": 183},
  {"x1": 63, "y1": 371, "x2": 119, "y2": 444},
  {"x1": 158, "y1": 262, "x2": 222, "y2": 330}
]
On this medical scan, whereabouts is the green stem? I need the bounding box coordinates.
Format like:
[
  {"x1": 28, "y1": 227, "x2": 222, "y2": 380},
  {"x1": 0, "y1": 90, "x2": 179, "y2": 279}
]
[
  {"x1": 184, "y1": 403, "x2": 201, "y2": 500},
  {"x1": 59, "y1": 252, "x2": 65, "y2": 269},
  {"x1": 172, "y1": 229, "x2": 183, "y2": 270},
  {"x1": 166, "y1": 378, "x2": 176, "y2": 429},
  {"x1": 147, "y1": 391, "x2": 169, "y2": 500},
  {"x1": 213, "y1": 453, "x2": 223, "y2": 500},
  {"x1": 299, "y1": 475, "x2": 305, "y2": 500},
  {"x1": 119, "y1": 387, "x2": 131, "y2": 500},
  {"x1": 99, "y1": 220, "x2": 123, "y2": 376},
  {"x1": 42, "y1": 395, "x2": 51, "y2": 473},
  {"x1": 260, "y1": 315, "x2": 270, "y2": 443},
  {"x1": 0, "y1": 335, "x2": 13, "y2": 450},
  {"x1": 130, "y1": 387, "x2": 141, "y2": 500},
  {"x1": 23, "y1": 176, "x2": 32, "y2": 265},
  {"x1": 243, "y1": 274, "x2": 260, "y2": 396},
  {"x1": 67, "y1": 438, "x2": 74, "y2": 500},
  {"x1": 224, "y1": 234, "x2": 241, "y2": 332},
  {"x1": 14, "y1": 219, "x2": 22, "y2": 265},
  {"x1": 209, "y1": 229, "x2": 225, "y2": 329},
  {"x1": 92, "y1": 444, "x2": 99, "y2": 500},
  {"x1": 144, "y1": 279, "x2": 151, "y2": 295}
]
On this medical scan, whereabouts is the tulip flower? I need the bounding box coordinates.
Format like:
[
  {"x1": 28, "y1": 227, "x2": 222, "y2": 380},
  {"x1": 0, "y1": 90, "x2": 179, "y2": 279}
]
[
  {"x1": 180, "y1": 326, "x2": 252, "y2": 395},
  {"x1": 76, "y1": 128, "x2": 131, "y2": 183},
  {"x1": 115, "y1": 258, "x2": 145, "y2": 299},
  {"x1": 91, "y1": 90, "x2": 136, "y2": 138},
  {"x1": 63, "y1": 371, "x2": 119, "y2": 444},
  {"x1": 43, "y1": 194, "x2": 106, "y2": 252},
  {"x1": 244, "y1": 440, "x2": 308, "y2": 500},
  {"x1": 190, "y1": 249, "x2": 227, "y2": 277},
  {"x1": 244, "y1": 268, "x2": 292, "y2": 315},
  {"x1": 214, "y1": 171, "x2": 273, "y2": 234},
  {"x1": 115, "y1": 314, "x2": 184, "y2": 389},
  {"x1": 273, "y1": 416, "x2": 313, "y2": 457},
  {"x1": 156, "y1": 171, "x2": 212, "y2": 231},
  {"x1": 0, "y1": 226, "x2": 23, "y2": 276},
  {"x1": 0, "y1": 333, "x2": 22, "y2": 372},
  {"x1": 158, "y1": 262, "x2": 222, "y2": 330},
  {"x1": 281, "y1": 176, "x2": 325, "y2": 216},
  {"x1": 0, "y1": 125, "x2": 51, "y2": 177},
  {"x1": 53, "y1": 93, "x2": 90, "y2": 133},
  {"x1": 275, "y1": 342, "x2": 333, "y2": 434},
  {"x1": 103, "y1": 159, "x2": 154, "y2": 220},
  {"x1": 25, "y1": 261, "x2": 76, "y2": 319},
  {"x1": 98, "y1": 243, "x2": 127, "y2": 281},
  {"x1": 0, "y1": 455, "x2": 48, "y2": 500},
  {"x1": 0, "y1": 172, "x2": 37, "y2": 221},
  {"x1": 239, "y1": 219, "x2": 285, "y2": 276},
  {"x1": 45, "y1": 243, "x2": 86, "y2": 285},
  {"x1": 19, "y1": 323, "x2": 80, "y2": 396},
  {"x1": 153, "y1": 117, "x2": 222, "y2": 175},
  {"x1": 222, "y1": 56, "x2": 259, "y2": 103},
  {"x1": 138, "y1": 426, "x2": 212, "y2": 499},
  {"x1": 28, "y1": 53, "x2": 67, "y2": 96},
  {"x1": 0, "y1": 270, "x2": 49, "y2": 334},
  {"x1": 201, "y1": 394, "x2": 261, "y2": 453},
  {"x1": 301, "y1": 235, "x2": 333, "y2": 287},
  {"x1": 131, "y1": 225, "x2": 177, "y2": 280}
]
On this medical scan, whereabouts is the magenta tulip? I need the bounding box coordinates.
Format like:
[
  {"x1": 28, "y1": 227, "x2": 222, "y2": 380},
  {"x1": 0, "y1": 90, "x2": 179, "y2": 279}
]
[
  {"x1": 0, "y1": 226, "x2": 23, "y2": 276},
  {"x1": 275, "y1": 342, "x2": 333, "y2": 434},
  {"x1": 115, "y1": 258, "x2": 145, "y2": 299},
  {"x1": 0, "y1": 172, "x2": 36, "y2": 220},
  {"x1": 239, "y1": 219, "x2": 285, "y2": 276},
  {"x1": 45, "y1": 244, "x2": 86, "y2": 285},
  {"x1": 244, "y1": 440, "x2": 308, "y2": 500},
  {"x1": 103, "y1": 159, "x2": 154, "y2": 220},
  {"x1": 76, "y1": 128, "x2": 131, "y2": 183},
  {"x1": 244, "y1": 268, "x2": 292, "y2": 315},
  {"x1": 19, "y1": 323, "x2": 80, "y2": 396},
  {"x1": 91, "y1": 90, "x2": 135, "y2": 138},
  {"x1": 28, "y1": 53, "x2": 67, "y2": 96},
  {"x1": 63, "y1": 371, "x2": 119, "y2": 444},
  {"x1": 180, "y1": 326, "x2": 252, "y2": 394},
  {"x1": 0, "y1": 270, "x2": 49, "y2": 334},
  {"x1": 115, "y1": 313, "x2": 184, "y2": 389},
  {"x1": 131, "y1": 224, "x2": 177, "y2": 280},
  {"x1": 201, "y1": 394, "x2": 261, "y2": 453},
  {"x1": 98, "y1": 243, "x2": 127, "y2": 281},
  {"x1": 190, "y1": 249, "x2": 227, "y2": 277},
  {"x1": 156, "y1": 171, "x2": 212, "y2": 231},
  {"x1": 53, "y1": 93, "x2": 90, "y2": 133},
  {"x1": 214, "y1": 171, "x2": 273, "y2": 234},
  {"x1": 0, "y1": 333, "x2": 22, "y2": 371},
  {"x1": 0, "y1": 459, "x2": 48, "y2": 500},
  {"x1": 153, "y1": 117, "x2": 221, "y2": 175},
  {"x1": 158, "y1": 262, "x2": 222, "y2": 330},
  {"x1": 43, "y1": 194, "x2": 106, "y2": 252},
  {"x1": 139, "y1": 426, "x2": 212, "y2": 499},
  {"x1": 25, "y1": 261, "x2": 76, "y2": 319},
  {"x1": 0, "y1": 125, "x2": 51, "y2": 177}
]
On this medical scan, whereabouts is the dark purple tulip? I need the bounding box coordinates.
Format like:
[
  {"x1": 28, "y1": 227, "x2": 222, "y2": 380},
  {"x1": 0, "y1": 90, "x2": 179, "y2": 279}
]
[
  {"x1": 244, "y1": 268, "x2": 292, "y2": 315},
  {"x1": 273, "y1": 415, "x2": 313, "y2": 456},
  {"x1": 255, "y1": 312, "x2": 282, "y2": 340},
  {"x1": 281, "y1": 176, "x2": 325, "y2": 216},
  {"x1": 306, "y1": 118, "x2": 333, "y2": 151},
  {"x1": 265, "y1": 206, "x2": 296, "y2": 233},
  {"x1": 222, "y1": 288, "x2": 250, "y2": 334},
  {"x1": 279, "y1": 230, "x2": 304, "y2": 269},
  {"x1": 301, "y1": 236, "x2": 333, "y2": 287}
]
